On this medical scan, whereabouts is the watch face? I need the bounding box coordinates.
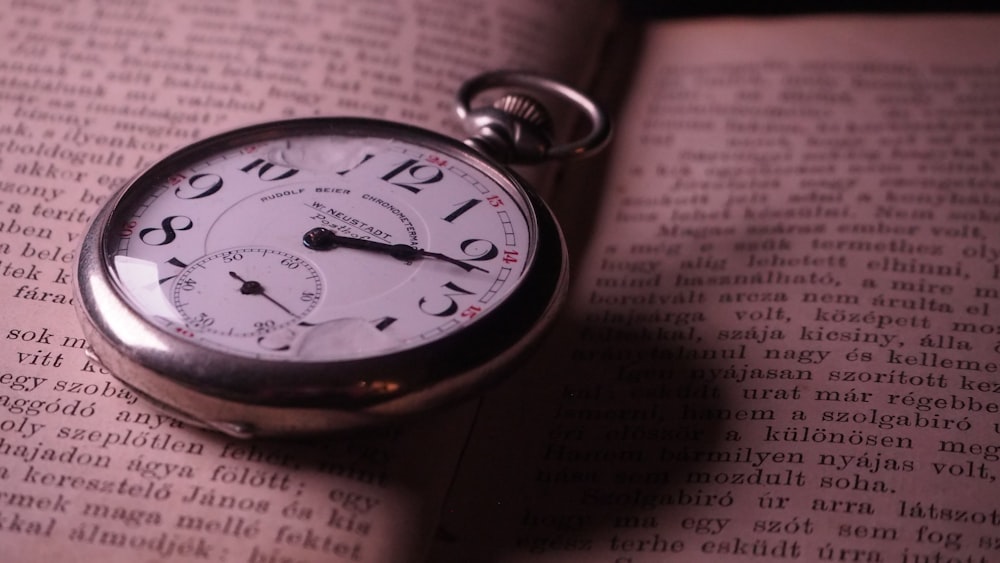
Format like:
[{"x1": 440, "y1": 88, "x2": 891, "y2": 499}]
[{"x1": 101, "y1": 120, "x2": 539, "y2": 362}]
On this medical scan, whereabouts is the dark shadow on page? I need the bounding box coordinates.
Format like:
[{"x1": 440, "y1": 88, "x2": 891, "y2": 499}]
[
  {"x1": 621, "y1": 0, "x2": 997, "y2": 17},
  {"x1": 433, "y1": 12, "x2": 841, "y2": 555},
  {"x1": 430, "y1": 21, "x2": 747, "y2": 555},
  {"x1": 435, "y1": 312, "x2": 735, "y2": 561},
  {"x1": 548, "y1": 17, "x2": 645, "y2": 270}
]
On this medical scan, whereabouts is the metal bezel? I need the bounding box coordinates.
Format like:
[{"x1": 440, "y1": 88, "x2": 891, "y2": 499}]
[{"x1": 74, "y1": 117, "x2": 568, "y2": 436}]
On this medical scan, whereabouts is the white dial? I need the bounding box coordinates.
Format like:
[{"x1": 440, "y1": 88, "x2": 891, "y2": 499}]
[{"x1": 107, "y1": 129, "x2": 536, "y2": 361}]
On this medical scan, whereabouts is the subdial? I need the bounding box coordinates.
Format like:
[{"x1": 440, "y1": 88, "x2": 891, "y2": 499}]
[{"x1": 171, "y1": 247, "x2": 323, "y2": 338}]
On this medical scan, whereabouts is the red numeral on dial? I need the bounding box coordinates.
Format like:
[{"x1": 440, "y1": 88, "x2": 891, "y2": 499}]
[{"x1": 460, "y1": 305, "x2": 483, "y2": 319}]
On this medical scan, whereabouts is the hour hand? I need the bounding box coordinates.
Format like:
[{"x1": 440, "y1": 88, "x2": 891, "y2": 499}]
[{"x1": 302, "y1": 227, "x2": 487, "y2": 273}]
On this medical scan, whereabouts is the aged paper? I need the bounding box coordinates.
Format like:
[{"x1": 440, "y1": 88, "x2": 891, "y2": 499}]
[
  {"x1": 433, "y1": 15, "x2": 1000, "y2": 563},
  {"x1": 0, "y1": 1, "x2": 611, "y2": 561}
]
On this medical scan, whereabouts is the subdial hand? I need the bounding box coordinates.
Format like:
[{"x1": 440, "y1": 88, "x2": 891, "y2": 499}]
[
  {"x1": 228, "y1": 271, "x2": 296, "y2": 315},
  {"x1": 302, "y1": 227, "x2": 488, "y2": 273}
]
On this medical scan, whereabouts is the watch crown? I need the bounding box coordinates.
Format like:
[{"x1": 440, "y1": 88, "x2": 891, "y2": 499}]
[
  {"x1": 492, "y1": 94, "x2": 552, "y2": 134},
  {"x1": 461, "y1": 94, "x2": 554, "y2": 163}
]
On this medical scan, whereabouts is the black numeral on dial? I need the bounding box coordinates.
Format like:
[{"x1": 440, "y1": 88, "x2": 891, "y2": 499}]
[{"x1": 419, "y1": 281, "x2": 474, "y2": 317}]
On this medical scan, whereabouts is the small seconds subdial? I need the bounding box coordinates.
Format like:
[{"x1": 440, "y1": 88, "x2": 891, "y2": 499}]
[{"x1": 171, "y1": 247, "x2": 323, "y2": 338}]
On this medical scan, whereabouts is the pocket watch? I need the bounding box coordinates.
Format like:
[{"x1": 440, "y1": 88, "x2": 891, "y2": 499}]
[{"x1": 74, "y1": 71, "x2": 609, "y2": 437}]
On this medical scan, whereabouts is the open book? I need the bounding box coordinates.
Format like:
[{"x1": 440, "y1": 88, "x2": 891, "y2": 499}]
[{"x1": 2, "y1": 2, "x2": 998, "y2": 561}]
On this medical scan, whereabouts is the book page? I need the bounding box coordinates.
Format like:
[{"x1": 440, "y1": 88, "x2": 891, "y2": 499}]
[
  {"x1": 0, "y1": 1, "x2": 613, "y2": 562},
  {"x1": 433, "y1": 15, "x2": 1000, "y2": 562}
]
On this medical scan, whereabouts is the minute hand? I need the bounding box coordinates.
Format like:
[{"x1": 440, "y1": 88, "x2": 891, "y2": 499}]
[{"x1": 302, "y1": 227, "x2": 488, "y2": 273}]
